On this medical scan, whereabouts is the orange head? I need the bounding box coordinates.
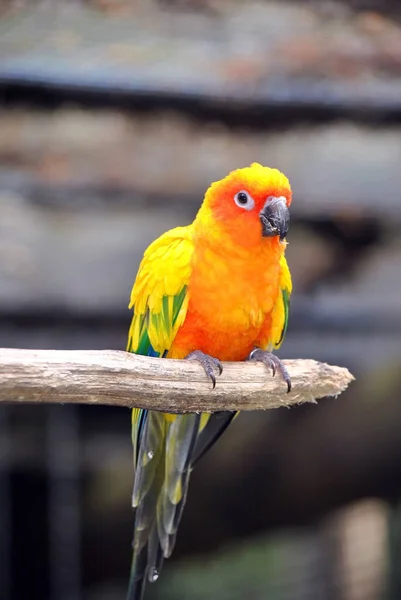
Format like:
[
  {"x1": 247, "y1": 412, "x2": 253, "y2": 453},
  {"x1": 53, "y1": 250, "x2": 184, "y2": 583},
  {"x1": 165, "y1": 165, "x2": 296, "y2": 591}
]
[{"x1": 196, "y1": 163, "x2": 292, "y2": 247}]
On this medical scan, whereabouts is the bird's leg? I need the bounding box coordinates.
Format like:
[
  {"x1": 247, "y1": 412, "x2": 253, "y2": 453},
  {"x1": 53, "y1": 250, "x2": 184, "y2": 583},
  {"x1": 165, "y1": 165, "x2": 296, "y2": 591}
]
[
  {"x1": 247, "y1": 348, "x2": 291, "y2": 393},
  {"x1": 185, "y1": 350, "x2": 223, "y2": 389}
]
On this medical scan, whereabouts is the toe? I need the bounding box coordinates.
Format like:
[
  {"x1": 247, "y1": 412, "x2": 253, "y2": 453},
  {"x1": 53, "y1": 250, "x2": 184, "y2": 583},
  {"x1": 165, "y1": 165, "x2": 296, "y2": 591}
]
[
  {"x1": 208, "y1": 369, "x2": 217, "y2": 389},
  {"x1": 270, "y1": 360, "x2": 276, "y2": 377},
  {"x1": 213, "y1": 358, "x2": 223, "y2": 375},
  {"x1": 248, "y1": 349, "x2": 291, "y2": 392},
  {"x1": 274, "y1": 359, "x2": 291, "y2": 393},
  {"x1": 185, "y1": 350, "x2": 223, "y2": 388}
]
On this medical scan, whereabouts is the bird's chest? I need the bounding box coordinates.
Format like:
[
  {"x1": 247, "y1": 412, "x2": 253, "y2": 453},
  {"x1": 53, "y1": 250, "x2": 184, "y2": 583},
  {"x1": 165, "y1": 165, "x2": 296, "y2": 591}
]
[{"x1": 188, "y1": 246, "x2": 281, "y2": 332}]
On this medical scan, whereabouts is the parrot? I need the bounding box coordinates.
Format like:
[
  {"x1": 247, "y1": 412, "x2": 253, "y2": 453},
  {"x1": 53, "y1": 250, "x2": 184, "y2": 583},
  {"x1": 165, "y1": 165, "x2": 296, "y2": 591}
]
[{"x1": 126, "y1": 162, "x2": 292, "y2": 600}]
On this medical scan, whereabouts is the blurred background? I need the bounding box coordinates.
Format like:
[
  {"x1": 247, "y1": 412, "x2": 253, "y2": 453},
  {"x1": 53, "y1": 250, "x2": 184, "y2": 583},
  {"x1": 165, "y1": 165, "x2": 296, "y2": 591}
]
[{"x1": 1, "y1": 1, "x2": 401, "y2": 599}]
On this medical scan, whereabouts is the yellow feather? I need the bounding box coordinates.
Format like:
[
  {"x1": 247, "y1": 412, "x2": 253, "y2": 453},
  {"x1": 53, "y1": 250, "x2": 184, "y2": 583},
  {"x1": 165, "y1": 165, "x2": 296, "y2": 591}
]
[
  {"x1": 270, "y1": 254, "x2": 292, "y2": 349},
  {"x1": 199, "y1": 413, "x2": 210, "y2": 434},
  {"x1": 127, "y1": 226, "x2": 193, "y2": 355}
]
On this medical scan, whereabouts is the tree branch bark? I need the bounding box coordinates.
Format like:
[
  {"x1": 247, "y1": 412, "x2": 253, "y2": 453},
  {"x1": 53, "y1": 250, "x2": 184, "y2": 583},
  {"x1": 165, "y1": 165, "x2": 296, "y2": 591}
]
[{"x1": 0, "y1": 348, "x2": 354, "y2": 412}]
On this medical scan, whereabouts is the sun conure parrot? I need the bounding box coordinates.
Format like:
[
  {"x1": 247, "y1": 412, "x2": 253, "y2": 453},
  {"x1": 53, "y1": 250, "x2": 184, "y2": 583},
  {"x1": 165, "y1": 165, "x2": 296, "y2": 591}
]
[{"x1": 126, "y1": 162, "x2": 292, "y2": 600}]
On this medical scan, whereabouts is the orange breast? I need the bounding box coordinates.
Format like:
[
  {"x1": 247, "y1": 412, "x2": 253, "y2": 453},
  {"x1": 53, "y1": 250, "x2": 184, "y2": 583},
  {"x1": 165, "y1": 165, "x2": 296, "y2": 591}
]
[{"x1": 169, "y1": 237, "x2": 283, "y2": 361}]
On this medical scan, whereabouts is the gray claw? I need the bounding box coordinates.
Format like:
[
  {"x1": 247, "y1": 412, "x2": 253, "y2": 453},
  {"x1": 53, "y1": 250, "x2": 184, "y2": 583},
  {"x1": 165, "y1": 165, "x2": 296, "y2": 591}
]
[
  {"x1": 248, "y1": 349, "x2": 291, "y2": 393},
  {"x1": 185, "y1": 350, "x2": 223, "y2": 389}
]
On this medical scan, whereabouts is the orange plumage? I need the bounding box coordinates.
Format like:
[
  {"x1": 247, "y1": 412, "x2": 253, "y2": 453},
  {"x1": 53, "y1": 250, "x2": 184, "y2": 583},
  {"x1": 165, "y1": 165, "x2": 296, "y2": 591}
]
[
  {"x1": 168, "y1": 163, "x2": 292, "y2": 359},
  {"x1": 126, "y1": 162, "x2": 292, "y2": 600}
]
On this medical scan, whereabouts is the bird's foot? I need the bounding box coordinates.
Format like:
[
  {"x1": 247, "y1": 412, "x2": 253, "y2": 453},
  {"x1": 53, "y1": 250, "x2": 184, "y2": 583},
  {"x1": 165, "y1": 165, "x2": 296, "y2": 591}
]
[
  {"x1": 247, "y1": 349, "x2": 291, "y2": 393},
  {"x1": 185, "y1": 350, "x2": 223, "y2": 389}
]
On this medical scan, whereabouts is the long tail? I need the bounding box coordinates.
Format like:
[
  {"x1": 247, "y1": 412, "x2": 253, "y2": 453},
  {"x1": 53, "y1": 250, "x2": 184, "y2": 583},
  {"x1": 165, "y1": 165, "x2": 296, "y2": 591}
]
[{"x1": 127, "y1": 411, "x2": 200, "y2": 600}]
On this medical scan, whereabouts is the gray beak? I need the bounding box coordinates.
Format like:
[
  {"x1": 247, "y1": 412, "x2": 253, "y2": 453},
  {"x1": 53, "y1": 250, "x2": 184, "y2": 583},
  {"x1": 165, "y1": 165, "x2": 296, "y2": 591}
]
[{"x1": 259, "y1": 196, "x2": 290, "y2": 241}]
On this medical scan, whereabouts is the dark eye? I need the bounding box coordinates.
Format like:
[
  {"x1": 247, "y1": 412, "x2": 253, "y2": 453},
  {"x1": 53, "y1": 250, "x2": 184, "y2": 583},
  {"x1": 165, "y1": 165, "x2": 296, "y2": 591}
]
[
  {"x1": 237, "y1": 192, "x2": 248, "y2": 204},
  {"x1": 234, "y1": 190, "x2": 255, "y2": 211}
]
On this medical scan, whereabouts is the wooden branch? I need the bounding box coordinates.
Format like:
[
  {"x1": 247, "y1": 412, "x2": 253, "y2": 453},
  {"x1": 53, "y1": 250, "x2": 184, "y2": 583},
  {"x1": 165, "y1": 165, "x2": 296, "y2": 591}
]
[{"x1": 0, "y1": 348, "x2": 354, "y2": 412}]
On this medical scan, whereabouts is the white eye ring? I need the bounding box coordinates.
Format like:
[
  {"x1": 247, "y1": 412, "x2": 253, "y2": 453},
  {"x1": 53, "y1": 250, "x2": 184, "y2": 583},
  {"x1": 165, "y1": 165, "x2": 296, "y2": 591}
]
[{"x1": 234, "y1": 190, "x2": 255, "y2": 211}]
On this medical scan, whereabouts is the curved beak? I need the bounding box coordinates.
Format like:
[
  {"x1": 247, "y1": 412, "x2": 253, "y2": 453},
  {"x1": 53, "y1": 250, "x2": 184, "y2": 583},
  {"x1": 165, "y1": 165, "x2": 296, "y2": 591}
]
[{"x1": 259, "y1": 196, "x2": 290, "y2": 241}]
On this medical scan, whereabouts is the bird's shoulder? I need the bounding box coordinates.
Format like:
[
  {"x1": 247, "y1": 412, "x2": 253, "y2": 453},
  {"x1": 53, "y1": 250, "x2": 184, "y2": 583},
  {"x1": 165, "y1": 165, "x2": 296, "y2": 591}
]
[
  {"x1": 143, "y1": 225, "x2": 194, "y2": 261},
  {"x1": 129, "y1": 226, "x2": 193, "y2": 313}
]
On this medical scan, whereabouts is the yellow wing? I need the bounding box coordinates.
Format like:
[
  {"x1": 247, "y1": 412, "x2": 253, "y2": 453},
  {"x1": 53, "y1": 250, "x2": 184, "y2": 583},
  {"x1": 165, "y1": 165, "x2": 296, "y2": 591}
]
[
  {"x1": 127, "y1": 226, "x2": 193, "y2": 357},
  {"x1": 264, "y1": 253, "x2": 292, "y2": 350},
  {"x1": 270, "y1": 253, "x2": 292, "y2": 348}
]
